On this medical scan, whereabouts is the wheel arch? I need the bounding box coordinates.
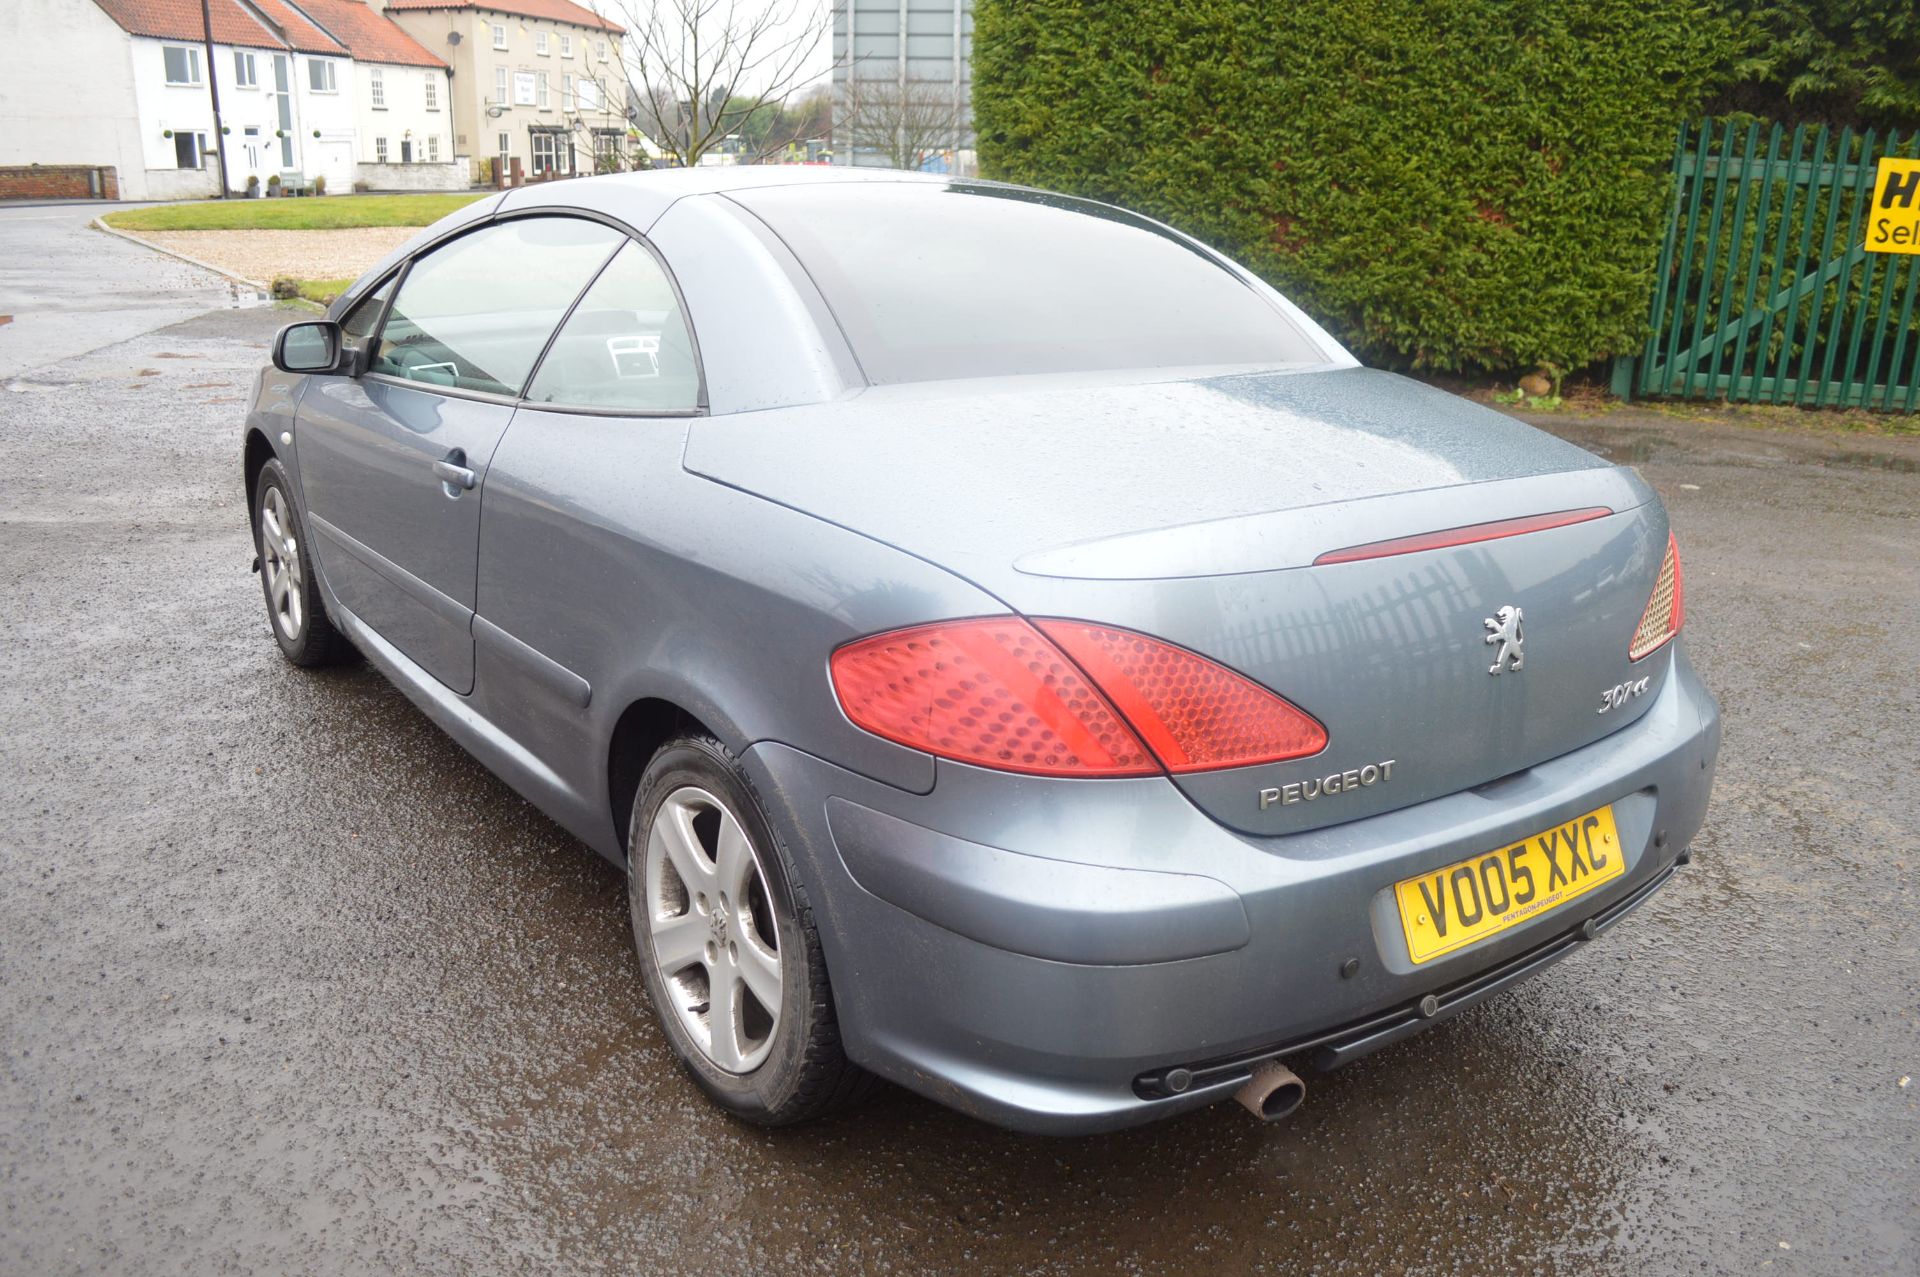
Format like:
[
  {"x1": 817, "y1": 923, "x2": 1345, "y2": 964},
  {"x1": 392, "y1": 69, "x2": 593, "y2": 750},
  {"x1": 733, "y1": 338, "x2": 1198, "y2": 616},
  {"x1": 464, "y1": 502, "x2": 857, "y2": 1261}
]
[
  {"x1": 607, "y1": 696, "x2": 715, "y2": 857},
  {"x1": 243, "y1": 427, "x2": 276, "y2": 522}
]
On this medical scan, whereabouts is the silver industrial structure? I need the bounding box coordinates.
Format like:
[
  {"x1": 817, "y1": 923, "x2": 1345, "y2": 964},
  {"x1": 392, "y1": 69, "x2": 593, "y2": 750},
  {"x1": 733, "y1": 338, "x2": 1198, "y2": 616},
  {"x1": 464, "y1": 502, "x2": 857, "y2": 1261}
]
[{"x1": 831, "y1": 0, "x2": 974, "y2": 173}]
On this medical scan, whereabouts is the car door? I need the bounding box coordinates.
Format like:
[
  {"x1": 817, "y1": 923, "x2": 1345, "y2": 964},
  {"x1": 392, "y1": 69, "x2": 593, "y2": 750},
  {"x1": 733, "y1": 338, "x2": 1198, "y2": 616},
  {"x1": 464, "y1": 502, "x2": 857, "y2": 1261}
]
[{"x1": 294, "y1": 215, "x2": 627, "y2": 693}]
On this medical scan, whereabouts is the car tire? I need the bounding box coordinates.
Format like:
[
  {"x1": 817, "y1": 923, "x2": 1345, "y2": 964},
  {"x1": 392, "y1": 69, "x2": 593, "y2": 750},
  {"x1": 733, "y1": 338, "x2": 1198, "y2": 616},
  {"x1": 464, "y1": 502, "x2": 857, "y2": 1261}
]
[
  {"x1": 628, "y1": 733, "x2": 874, "y2": 1125},
  {"x1": 252, "y1": 458, "x2": 354, "y2": 667}
]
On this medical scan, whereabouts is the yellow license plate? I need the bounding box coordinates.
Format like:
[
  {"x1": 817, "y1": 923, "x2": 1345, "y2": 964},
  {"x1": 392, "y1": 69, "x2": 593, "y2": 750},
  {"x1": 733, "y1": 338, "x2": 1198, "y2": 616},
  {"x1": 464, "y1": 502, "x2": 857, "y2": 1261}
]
[{"x1": 1395, "y1": 805, "x2": 1625, "y2": 964}]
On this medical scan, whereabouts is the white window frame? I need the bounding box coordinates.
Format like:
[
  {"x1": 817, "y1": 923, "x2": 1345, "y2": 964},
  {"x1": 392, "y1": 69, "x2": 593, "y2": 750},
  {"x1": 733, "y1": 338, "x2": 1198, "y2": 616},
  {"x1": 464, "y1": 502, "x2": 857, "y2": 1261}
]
[
  {"x1": 375, "y1": 136, "x2": 388, "y2": 162},
  {"x1": 495, "y1": 65, "x2": 509, "y2": 105},
  {"x1": 497, "y1": 130, "x2": 511, "y2": 170},
  {"x1": 369, "y1": 66, "x2": 385, "y2": 109},
  {"x1": 173, "y1": 130, "x2": 207, "y2": 168},
  {"x1": 233, "y1": 50, "x2": 257, "y2": 88},
  {"x1": 535, "y1": 31, "x2": 549, "y2": 55},
  {"x1": 595, "y1": 39, "x2": 607, "y2": 62},
  {"x1": 308, "y1": 58, "x2": 338, "y2": 93},
  {"x1": 425, "y1": 75, "x2": 438, "y2": 110},
  {"x1": 561, "y1": 73, "x2": 573, "y2": 111},
  {"x1": 162, "y1": 46, "x2": 201, "y2": 86},
  {"x1": 535, "y1": 71, "x2": 549, "y2": 110},
  {"x1": 559, "y1": 34, "x2": 573, "y2": 58},
  {"x1": 531, "y1": 130, "x2": 558, "y2": 176},
  {"x1": 491, "y1": 23, "x2": 507, "y2": 50},
  {"x1": 427, "y1": 134, "x2": 440, "y2": 161}
]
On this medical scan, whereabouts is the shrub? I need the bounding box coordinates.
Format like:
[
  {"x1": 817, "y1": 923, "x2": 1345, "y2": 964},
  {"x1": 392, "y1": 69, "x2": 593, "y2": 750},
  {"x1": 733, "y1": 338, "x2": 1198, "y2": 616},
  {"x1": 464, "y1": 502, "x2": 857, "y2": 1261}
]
[
  {"x1": 974, "y1": 0, "x2": 1734, "y2": 374},
  {"x1": 314, "y1": 173, "x2": 327, "y2": 195}
]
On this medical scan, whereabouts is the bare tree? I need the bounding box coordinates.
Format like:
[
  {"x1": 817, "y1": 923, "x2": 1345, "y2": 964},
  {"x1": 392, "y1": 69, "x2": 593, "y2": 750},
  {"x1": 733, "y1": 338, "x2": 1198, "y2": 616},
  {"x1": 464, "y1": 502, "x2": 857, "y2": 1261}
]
[
  {"x1": 599, "y1": 0, "x2": 836, "y2": 168},
  {"x1": 835, "y1": 71, "x2": 968, "y2": 172}
]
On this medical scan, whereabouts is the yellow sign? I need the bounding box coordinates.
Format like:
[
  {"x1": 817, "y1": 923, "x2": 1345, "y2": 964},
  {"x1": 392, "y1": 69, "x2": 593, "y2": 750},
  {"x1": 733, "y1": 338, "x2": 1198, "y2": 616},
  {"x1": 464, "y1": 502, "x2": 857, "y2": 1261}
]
[
  {"x1": 1393, "y1": 804, "x2": 1625, "y2": 964},
  {"x1": 1867, "y1": 157, "x2": 1920, "y2": 253}
]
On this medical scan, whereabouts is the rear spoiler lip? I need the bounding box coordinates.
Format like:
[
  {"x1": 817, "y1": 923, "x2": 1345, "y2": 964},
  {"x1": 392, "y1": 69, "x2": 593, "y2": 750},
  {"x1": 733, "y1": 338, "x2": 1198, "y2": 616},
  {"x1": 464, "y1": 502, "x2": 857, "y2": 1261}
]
[{"x1": 1013, "y1": 465, "x2": 1658, "y2": 581}]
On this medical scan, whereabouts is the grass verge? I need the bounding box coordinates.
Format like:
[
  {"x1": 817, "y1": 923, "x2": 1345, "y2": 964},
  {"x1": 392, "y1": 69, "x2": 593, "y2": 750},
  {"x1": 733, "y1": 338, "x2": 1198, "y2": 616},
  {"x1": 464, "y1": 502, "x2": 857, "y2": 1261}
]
[{"x1": 102, "y1": 193, "x2": 485, "y2": 232}]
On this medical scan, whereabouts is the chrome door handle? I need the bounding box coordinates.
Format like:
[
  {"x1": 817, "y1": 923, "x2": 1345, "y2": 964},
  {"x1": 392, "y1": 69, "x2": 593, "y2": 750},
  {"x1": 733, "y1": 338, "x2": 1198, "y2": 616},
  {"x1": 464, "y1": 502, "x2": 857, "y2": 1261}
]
[{"x1": 433, "y1": 456, "x2": 477, "y2": 490}]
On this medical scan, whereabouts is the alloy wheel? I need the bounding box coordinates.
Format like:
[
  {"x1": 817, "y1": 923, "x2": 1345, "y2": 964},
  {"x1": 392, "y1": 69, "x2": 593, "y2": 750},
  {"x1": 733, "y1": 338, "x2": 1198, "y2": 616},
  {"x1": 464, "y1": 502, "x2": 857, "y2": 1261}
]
[
  {"x1": 259, "y1": 486, "x2": 304, "y2": 641},
  {"x1": 641, "y1": 786, "x2": 783, "y2": 1073}
]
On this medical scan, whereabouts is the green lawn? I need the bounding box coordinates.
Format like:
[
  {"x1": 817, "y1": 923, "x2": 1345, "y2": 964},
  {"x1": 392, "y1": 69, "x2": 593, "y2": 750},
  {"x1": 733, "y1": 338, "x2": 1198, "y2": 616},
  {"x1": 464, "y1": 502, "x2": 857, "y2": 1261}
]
[{"x1": 103, "y1": 193, "x2": 485, "y2": 232}]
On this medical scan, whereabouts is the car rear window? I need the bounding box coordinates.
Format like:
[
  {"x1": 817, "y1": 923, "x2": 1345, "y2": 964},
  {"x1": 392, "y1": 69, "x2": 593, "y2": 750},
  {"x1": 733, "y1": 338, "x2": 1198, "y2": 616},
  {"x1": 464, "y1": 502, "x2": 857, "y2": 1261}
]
[{"x1": 730, "y1": 183, "x2": 1323, "y2": 385}]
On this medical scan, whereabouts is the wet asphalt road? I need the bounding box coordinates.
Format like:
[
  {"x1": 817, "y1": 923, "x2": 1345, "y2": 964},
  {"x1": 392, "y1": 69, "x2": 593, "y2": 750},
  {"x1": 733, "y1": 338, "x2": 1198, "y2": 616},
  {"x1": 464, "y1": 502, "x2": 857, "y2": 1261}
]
[{"x1": 2, "y1": 205, "x2": 1917, "y2": 1275}]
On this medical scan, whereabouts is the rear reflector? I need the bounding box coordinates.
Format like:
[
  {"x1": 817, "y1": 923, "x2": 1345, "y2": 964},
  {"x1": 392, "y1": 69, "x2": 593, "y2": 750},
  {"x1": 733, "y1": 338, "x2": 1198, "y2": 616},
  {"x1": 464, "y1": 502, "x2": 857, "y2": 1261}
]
[
  {"x1": 832, "y1": 618, "x2": 1326, "y2": 778},
  {"x1": 1313, "y1": 507, "x2": 1613, "y2": 566},
  {"x1": 1629, "y1": 532, "x2": 1685, "y2": 660}
]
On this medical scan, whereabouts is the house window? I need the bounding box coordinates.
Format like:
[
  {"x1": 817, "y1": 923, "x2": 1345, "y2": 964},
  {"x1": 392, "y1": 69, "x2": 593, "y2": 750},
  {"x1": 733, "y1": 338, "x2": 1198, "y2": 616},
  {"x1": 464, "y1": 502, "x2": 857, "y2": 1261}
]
[
  {"x1": 173, "y1": 132, "x2": 205, "y2": 168},
  {"x1": 562, "y1": 74, "x2": 573, "y2": 111},
  {"x1": 495, "y1": 66, "x2": 509, "y2": 105},
  {"x1": 375, "y1": 137, "x2": 388, "y2": 162},
  {"x1": 308, "y1": 59, "x2": 337, "y2": 93},
  {"x1": 233, "y1": 51, "x2": 257, "y2": 88},
  {"x1": 162, "y1": 46, "x2": 200, "y2": 86},
  {"x1": 531, "y1": 130, "x2": 559, "y2": 176},
  {"x1": 428, "y1": 134, "x2": 440, "y2": 161},
  {"x1": 559, "y1": 34, "x2": 572, "y2": 58},
  {"x1": 425, "y1": 75, "x2": 438, "y2": 110},
  {"x1": 497, "y1": 130, "x2": 511, "y2": 173},
  {"x1": 536, "y1": 71, "x2": 550, "y2": 109},
  {"x1": 595, "y1": 40, "x2": 607, "y2": 62},
  {"x1": 491, "y1": 23, "x2": 507, "y2": 50},
  {"x1": 535, "y1": 32, "x2": 549, "y2": 55},
  {"x1": 369, "y1": 67, "x2": 385, "y2": 108}
]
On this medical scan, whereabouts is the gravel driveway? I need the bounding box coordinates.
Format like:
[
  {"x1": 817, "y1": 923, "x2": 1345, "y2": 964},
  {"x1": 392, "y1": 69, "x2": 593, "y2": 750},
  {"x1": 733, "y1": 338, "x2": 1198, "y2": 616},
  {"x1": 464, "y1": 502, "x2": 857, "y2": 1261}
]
[{"x1": 137, "y1": 226, "x2": 416, "y2": 286}]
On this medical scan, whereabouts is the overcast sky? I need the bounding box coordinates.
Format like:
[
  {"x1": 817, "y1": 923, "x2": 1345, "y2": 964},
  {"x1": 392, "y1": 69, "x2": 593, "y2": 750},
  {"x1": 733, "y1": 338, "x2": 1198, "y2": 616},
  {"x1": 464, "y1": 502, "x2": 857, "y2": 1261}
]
[{"x1": 589, "y1": 0, "x2": 838, "y2": 94}]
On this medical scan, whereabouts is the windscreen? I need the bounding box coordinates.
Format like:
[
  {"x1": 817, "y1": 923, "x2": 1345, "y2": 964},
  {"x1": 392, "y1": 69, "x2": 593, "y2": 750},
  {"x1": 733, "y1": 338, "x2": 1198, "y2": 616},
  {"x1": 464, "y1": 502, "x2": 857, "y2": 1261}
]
[{"x1": 731, "y1": 183, "x2": 1324, "y2": 385}]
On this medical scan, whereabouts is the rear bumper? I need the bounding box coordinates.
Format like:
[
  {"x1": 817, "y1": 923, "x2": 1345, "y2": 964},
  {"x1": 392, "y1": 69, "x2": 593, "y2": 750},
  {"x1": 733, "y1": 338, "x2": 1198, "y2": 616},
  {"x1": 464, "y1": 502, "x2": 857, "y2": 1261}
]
[{"x1": 745, "y1": 643, "x2": 1720, "y2": 1134}]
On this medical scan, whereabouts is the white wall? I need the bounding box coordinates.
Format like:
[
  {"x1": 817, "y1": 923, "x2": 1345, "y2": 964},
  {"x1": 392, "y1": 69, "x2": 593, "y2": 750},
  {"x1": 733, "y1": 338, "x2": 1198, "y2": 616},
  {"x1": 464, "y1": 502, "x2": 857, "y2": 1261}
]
[
  {"x1": 129, "y1": 36, "x2": 293, "y2": 196},
  {"x1": 290, "y1": 52, "x2": 358, "y2": 192},
  {"x1": 0, "y1": 0, "x2": 148, "y2": 193},
  {"x1": 355, "y1": 62, "x2": 456, "y2": 170}
]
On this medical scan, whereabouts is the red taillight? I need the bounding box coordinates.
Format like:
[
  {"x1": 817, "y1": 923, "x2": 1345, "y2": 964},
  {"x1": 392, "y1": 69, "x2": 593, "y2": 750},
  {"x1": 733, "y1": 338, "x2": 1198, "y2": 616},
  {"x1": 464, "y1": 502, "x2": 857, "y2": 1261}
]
[
  {"x1": 829, "y1": 618, "x2": 1158, "y2": 777},
  {"x1": 829, "y1": 618, "x2": 1326, "y2": 777},
  {"x1": 1037, "y1": 621, "x2": 1327, "y2": 772},
  {"x1": 1629, "y1": 533, "x2": 1685, "y2": 660}
]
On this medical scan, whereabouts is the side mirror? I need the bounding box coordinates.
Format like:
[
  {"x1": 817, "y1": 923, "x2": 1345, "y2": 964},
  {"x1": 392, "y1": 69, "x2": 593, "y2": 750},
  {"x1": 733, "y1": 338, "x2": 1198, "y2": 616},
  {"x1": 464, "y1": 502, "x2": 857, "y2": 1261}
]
[{"x1": 273, "y1": 320, "x2": 348, "y2": 374}]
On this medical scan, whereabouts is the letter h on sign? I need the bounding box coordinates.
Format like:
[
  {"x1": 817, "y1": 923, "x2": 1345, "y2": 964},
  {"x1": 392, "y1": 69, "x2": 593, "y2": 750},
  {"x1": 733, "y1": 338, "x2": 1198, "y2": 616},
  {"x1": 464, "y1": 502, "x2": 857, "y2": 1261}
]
[{"x1": 1883, "y1": 168, "x2": 1920, "y2": 209}]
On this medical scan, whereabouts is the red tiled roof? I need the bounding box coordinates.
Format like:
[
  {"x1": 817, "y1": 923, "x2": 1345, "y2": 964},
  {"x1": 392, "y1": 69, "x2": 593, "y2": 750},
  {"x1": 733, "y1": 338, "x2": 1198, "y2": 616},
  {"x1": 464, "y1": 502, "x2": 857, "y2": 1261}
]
[
  {"x1": 382, "y1": 0, "x2": 623, "y2": 36},
  {"x1": 91, "y1": 0, "x2": 345, "y2": 54},
  {"x1": 249, "y1": 0, "x2": 357, "y2": 53},
  {"x1": 285, "y1": 0, "x2": 447, "y2": 67}
]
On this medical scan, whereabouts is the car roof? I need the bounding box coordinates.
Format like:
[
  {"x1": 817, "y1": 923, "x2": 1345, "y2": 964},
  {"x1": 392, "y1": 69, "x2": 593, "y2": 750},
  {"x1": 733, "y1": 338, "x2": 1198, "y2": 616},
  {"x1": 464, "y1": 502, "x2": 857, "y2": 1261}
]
[{"x1": 496, "y1": 164, "x2": 952, "y2": 230}]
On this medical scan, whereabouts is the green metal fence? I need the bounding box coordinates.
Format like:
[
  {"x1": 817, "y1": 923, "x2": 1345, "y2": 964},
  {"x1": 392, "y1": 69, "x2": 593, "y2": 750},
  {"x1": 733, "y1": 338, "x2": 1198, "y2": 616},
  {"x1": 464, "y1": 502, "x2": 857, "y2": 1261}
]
[{"x1": 1612, "y1": 120, "x2": 1920, "y2": 410}]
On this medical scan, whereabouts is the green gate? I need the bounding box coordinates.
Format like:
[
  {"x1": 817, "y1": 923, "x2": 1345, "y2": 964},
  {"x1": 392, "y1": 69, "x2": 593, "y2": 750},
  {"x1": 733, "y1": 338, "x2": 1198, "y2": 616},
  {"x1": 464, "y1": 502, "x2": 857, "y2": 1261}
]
[{"x1": 1613, "y1": 120, "x2": 1920, "y2": 410}]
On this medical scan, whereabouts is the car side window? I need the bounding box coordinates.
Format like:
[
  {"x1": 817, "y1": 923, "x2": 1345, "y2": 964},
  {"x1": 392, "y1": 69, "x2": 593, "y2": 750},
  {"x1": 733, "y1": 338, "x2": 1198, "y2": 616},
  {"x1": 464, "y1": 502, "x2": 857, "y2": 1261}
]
[
  {"x1": 524, "y1": 242, "x2": 701, "y2": 413},
  {"x1": 339, "y1": 276, "x2": 392, "y2": 343},
  {"x1": 371, "y1": 217, "x2": 624, "y2": 396}
]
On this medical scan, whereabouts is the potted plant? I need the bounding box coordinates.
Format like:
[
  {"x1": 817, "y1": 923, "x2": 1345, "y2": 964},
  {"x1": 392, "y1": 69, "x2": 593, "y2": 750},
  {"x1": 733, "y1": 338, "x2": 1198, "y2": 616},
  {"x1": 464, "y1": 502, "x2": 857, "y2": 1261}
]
[
  {"x1": 313, "y1": 173, "x2": 327, "y2": 196},
  {"x1": 266, "y1": 173, "x2": 282, "y2": 197},
  {"x1": 246, "y1": 174, "x2": 261, "y2": 198}
]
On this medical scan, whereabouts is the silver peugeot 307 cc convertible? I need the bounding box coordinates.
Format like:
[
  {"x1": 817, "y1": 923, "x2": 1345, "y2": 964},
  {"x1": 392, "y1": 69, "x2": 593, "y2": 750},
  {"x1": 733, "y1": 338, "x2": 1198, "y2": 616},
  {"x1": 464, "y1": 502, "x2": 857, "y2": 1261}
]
[{"x1": 245, "y1": 168, "x2": 1719, "y2": 1133}]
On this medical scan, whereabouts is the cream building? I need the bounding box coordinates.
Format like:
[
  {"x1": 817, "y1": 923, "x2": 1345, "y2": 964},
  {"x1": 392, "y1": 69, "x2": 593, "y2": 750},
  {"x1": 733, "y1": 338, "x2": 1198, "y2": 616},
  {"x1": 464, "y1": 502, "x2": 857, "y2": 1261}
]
[{"x1": 378, "y1": 0, "x2": 629, "y2": 184}]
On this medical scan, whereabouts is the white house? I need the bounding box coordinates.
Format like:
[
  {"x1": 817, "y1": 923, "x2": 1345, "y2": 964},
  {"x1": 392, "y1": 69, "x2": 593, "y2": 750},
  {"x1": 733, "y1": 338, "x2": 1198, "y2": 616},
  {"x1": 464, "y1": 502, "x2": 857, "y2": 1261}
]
[
  {"x1": 283, "y1": 0, "x2": 462, "y2": 188},
  {"x1": 0, "y1": 0, "x2": 462, "y2": 200}
]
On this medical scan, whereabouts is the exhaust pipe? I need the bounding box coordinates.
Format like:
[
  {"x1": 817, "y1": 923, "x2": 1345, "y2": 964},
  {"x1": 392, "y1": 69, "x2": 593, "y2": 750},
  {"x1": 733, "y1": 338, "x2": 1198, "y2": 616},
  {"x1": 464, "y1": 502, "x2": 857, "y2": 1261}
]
[{"x1": 1233, "y1": 1060, "x2": 1305, "y2": 1122}]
